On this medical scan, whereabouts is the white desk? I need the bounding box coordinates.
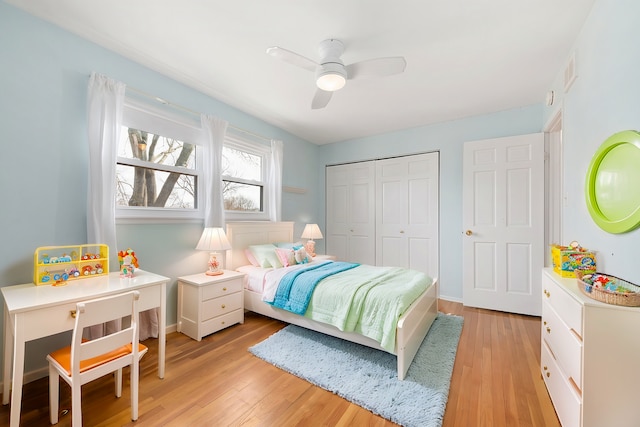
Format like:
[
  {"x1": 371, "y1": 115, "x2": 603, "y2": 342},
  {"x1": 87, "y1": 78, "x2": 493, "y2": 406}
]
[{"x1": 1, "y1": 269, "x2": 169, "y2": 427}]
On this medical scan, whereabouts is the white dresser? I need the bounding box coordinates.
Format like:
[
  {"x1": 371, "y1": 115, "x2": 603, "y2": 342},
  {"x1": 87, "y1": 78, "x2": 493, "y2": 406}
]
[
  {"x1": 177, "y1": 270, "x2": 245, "y2": 341},
  {"x1": 541, "y1": 268, "x2": 640, "y2": 427}
]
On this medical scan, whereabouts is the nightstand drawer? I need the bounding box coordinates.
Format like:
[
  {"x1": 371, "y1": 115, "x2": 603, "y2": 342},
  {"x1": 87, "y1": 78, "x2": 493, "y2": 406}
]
[
  {"x1": 202, "y1": 278, "x2": 242, "y2": 300},
  {"x1": 202, "y1": 292, "x2": 242, "y2": 320},
  {"x1": 201, "y1": 309, "x2": 244, "y2": 337}
]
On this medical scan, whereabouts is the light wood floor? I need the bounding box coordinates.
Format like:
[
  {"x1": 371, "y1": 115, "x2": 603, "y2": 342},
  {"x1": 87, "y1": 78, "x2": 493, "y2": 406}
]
[{"x1": 0, "y1": 300, "x2": 560, "y2": 426}]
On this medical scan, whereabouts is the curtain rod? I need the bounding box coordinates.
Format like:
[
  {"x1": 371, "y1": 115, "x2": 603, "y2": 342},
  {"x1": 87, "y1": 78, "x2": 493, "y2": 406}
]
[{"x1": 125, "y1": 85, "x2": 273, "y2": 143}]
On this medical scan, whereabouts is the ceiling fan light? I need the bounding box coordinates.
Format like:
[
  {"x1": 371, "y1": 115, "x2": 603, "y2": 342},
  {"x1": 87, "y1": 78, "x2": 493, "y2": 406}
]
[
  {"x1": 316, "y1": 72, "x2": 346, "y2": 91},
  {"x1": 316, "y1": 62, "x2": 347, "y2": 92}
]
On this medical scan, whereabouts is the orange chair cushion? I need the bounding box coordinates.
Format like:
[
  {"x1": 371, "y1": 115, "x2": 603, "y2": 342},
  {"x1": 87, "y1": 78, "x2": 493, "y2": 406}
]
[{"x1": 49, "y1": 341, "x2": 147, "y2": 376}]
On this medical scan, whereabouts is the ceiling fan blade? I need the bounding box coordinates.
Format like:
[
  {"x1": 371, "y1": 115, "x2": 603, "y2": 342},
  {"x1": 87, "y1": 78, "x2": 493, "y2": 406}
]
[
  {"x1": 311, "y1": 89, "x2": 332, "y2": 109},
  {"x1": 266, "y1": 46, "x2": 317, "y2": 72},
  {"x1": 346, "y1": 57, "x2": 406, "y2": 80}
]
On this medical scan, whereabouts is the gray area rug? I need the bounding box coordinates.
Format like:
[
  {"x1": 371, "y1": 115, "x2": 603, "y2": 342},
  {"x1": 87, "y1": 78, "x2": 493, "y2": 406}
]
[{"x1": 249, "y1": 313, "x2": 463, "y2": 427}]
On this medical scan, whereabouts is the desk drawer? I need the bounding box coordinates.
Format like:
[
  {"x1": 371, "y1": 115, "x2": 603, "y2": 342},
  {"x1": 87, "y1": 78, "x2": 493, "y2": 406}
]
[
  {"x1": 542, "y1": 272, "x2": 583, "y2": 337},
  {"x1": 202, "y1": 292, "x2": 242, "y2": 321},
  {"x1": 202, "y1": 279, "x2": 242, "y2": 301},
  {"x1": 19, "y1": 303, "x2": 77, "y2": 341}
]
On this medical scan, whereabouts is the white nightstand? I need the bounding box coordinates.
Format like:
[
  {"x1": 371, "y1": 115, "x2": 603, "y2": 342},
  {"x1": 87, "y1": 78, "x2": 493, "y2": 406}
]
[
  {"x1": 177, "y1": 270, "x2": 245, "y2": 341},
  {"x1": 312, "y1": 254, "x2": 336, "y2": 261}
]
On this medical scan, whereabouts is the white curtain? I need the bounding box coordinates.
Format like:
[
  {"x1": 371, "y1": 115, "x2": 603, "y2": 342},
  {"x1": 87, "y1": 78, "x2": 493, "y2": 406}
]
[
  {"x1": 201, "y1": 114, "x2": 228, "y2": 227},
  {"x1": 86, "y1": 73, "x2": 157, "y2": 340},
  {"x1": 87, "y1": 72, "x2": 124, "y2": 270},
  {"x1": 268, "y1": 139, "x2": 283, "y2": 222}
]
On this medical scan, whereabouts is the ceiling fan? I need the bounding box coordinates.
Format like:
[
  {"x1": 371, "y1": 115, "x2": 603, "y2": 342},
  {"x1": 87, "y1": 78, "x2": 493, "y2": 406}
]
[{"x1": 266, "y1": 39, "x2": 406, "y2": 109}]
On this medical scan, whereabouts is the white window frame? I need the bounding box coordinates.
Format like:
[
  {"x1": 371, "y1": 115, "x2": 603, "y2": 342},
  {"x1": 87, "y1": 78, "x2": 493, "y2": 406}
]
[
  {"x1": 116, "y1": 100, "x2": 204, "y2": 222},
  {"x1": 116, "y1": 99, "x2": 274, "y2": 223},
  {"x1": 223, "y1": 134, "x2": 272, "y2": 222}
]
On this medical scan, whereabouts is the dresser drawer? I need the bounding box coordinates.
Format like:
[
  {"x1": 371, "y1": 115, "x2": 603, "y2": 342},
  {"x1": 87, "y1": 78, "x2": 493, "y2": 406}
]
[
  {"x1": 542, "y1": 340, "x2": 582, "y2": 427},
  {"x1": 202, "y1": 292, "x2": 243, "y2": 321},
  {"x1": 542, "y1": 300, "x2": 583, "y2": 390},
  {"x1": 542, "y1": 272, "x2": 583, "y2": 337}
]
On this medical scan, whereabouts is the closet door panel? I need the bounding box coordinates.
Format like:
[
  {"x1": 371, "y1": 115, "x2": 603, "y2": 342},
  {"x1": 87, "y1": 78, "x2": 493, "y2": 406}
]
[
  {"x1": 326, "y1": 162, "x2": 375, "y2": 265},
  {"x1": 376, "y1": 153, "x2": 439, "y2": 277}
]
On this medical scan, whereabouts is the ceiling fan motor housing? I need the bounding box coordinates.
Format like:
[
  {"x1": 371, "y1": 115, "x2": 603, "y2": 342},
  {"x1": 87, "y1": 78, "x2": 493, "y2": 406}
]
[{"x1": 316, "y1": 39, "x2": 347, "y2": 91}]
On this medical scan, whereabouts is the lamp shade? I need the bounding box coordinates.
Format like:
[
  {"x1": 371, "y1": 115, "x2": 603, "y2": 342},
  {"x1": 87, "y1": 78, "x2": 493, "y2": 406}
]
[
  {"x1": 196, "y1": 227, "x2": 232, "y2": 251},
  {"x1": 301, "y1": 224, "x2": 323, "y2": 240},
  {"x1": 196, "y1": 227, "x2": 232, "y2": 276}
]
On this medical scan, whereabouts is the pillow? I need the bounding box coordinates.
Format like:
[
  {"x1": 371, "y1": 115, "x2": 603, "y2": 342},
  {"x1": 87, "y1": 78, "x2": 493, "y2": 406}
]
[
  {"x1": 294, "y1": 245, "x2": 310, "y2": 264},
  {"x1": 248, "y1": 244, "x2": 282, "y2": 268},
  {"x1": 275, "y1": 247, "x2": 297, "y2": 267},
  {"x1": 274, "y1": 241, "x2": 304, "y2": 250},
  {"x1": 244, "y1": 249, "x2": 260, "y2": 267}
]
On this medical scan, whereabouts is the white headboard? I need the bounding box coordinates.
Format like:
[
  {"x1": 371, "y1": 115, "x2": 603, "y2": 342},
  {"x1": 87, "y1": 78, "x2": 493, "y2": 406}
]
[{"x1": 225, "y1": 221, "x2": 294, "y2": 270}]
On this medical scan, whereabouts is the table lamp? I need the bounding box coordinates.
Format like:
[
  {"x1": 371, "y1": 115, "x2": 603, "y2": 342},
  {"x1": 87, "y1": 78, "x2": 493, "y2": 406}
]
[
  {"x1": 301, "y1": 223, "x2": 323, "y2": 257},
  {"x1": 196, "y1": 227, "x2": 232, "y2": 275}
]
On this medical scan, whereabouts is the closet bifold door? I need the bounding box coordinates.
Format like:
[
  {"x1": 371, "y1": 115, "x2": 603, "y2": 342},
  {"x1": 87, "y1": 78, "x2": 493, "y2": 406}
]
[
  {"x1": 325, "y1": 161, "x2": 376, "y2": 265},
  {"x1": 375, "y1": 152, "x2": 439, "y2": 277}
]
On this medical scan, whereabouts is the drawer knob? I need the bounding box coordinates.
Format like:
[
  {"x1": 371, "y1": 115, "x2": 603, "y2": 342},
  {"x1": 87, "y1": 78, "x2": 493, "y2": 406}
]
[
  {"x1": 543, "y1": 365, "x2": 548, "y2": 371},
  {"x1": 221, "y1": 304, "x2": 226, "y2": 309},
  {"x1": 544, "y1": 289, "x2": 550, "y2": 297},
  {"x1": 546, "y1": 326, "x2": 551, "y2": 334},
  {"x1": 70, "y1": 310, "x2": 77, "y2": 318},
  {"x1": 221, "y1": 321, "x2": 226, "y2": 325},
  {"x1": 223, "y1": 287, "x2": 227, "y2": 291},
  {"x1": 546, "y1": 372, "x2": 550, "y2": 378}
]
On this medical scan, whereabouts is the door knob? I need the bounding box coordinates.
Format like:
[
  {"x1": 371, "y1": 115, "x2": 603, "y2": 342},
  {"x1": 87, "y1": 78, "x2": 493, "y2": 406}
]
[{"x1": 465, "y1": 230, "x2": 472, "y2": 236}]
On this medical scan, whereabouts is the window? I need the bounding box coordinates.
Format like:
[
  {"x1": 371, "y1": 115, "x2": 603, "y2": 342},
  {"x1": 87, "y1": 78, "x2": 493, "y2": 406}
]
[
  {"x1": 116, "y1": 99, "x2": 274, "y2": 222},
  {"x1": 116, "y1": 102, "x2": 203, "y2": 220},
  {"x1": 116, "y1": 128, "x2": 198, "y2": 209},
  {"x1": 222, "y1": 136, "x2": 271, "y2": 221}
]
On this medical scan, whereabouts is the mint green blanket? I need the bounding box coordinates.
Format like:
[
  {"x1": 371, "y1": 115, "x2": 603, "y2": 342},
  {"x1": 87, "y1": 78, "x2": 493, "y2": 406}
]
[{"x1": 303, "y1": 265, "x2": 431, "y2": 352}]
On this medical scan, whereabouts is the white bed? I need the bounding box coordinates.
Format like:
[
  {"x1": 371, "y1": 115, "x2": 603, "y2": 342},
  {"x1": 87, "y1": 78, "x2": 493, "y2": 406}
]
[{"x1": 225, "y1": 221, "x2": 439, "y2": 380}]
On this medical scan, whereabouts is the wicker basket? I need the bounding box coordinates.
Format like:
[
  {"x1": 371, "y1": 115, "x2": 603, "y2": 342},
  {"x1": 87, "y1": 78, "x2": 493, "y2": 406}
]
[{"x1": 575, "y1": 270, "x2": 640, "y2": 307}]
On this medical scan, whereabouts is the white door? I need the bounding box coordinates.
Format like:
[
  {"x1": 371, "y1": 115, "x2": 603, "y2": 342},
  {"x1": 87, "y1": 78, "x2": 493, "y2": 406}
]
[
  {"x1": 376, "y1": 152, "x2": 439, "y2": 277},
  {"x1": 463, "y1": 133, "x2": 544, "y2": 316},
  {"x1": 326, "y1": 162, "x2": 376, "y2": 264}
]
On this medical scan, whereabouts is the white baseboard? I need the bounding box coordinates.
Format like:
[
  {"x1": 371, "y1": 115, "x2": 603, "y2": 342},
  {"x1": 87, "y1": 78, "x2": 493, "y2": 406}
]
[{"x1": 439, "y1": 294, "x2": 463, "y2": 304}]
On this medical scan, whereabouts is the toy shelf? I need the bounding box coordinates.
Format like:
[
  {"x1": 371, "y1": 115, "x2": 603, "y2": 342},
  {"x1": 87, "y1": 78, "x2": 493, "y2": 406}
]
[{"x1": 33, "y1": 244, "x2": 109, "y2": 285}]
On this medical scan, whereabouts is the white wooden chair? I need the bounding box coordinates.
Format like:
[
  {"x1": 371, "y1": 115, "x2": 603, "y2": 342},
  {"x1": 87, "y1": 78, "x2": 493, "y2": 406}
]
[{"x1": 47, "y1": 290, "x2": 148, "y2": 426}]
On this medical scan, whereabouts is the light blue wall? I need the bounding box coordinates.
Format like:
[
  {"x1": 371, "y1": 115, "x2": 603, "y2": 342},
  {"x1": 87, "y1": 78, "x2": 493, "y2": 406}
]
[
  {"x1": 2, "y1": 0, "x2": 636, "y2": 380},
  {"x1": 317, "y1": 105, "x2": 544, "y2": 301},
  {"x1": 0, "y1": 2, "x2": 319, "y2": 374},
  {"x1": 542, "y1": 0, "x2": 639, "y2": 285}
]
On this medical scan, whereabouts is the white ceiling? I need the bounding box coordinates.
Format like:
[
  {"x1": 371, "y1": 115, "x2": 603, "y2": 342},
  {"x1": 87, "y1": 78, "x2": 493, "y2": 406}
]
[{"x1": 8, "y1": 0, "x2": 595, "y2": 145}]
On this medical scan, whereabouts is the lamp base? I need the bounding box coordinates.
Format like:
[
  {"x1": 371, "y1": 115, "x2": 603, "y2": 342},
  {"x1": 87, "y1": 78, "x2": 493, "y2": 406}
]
[
  {"x1": 305, "y1": 240, "x2": 316, "y2": 257},
  {"x1": 205, "y1": 252, "x2": 223, "y2": 276}
]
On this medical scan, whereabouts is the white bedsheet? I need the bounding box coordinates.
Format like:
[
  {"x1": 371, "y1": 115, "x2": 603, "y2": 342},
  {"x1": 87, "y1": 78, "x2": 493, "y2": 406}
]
[
  {"x1": 236, "y1": 259, "x2": 331, "y2": 294},
  {"x1": 236, "y1": 265, "x2": 272, "y2": 292}
]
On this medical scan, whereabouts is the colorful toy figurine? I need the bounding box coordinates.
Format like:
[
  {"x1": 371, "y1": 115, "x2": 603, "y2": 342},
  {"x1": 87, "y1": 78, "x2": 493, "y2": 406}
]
[{"x1": 118, "y1": 248, "x2": 139, "y2": 278}]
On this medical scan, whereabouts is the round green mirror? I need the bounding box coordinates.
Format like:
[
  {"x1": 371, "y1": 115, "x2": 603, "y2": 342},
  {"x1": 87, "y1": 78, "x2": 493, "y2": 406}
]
[{"x1": 585, "y1": 130, "x2": 640, "y2": 233}]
